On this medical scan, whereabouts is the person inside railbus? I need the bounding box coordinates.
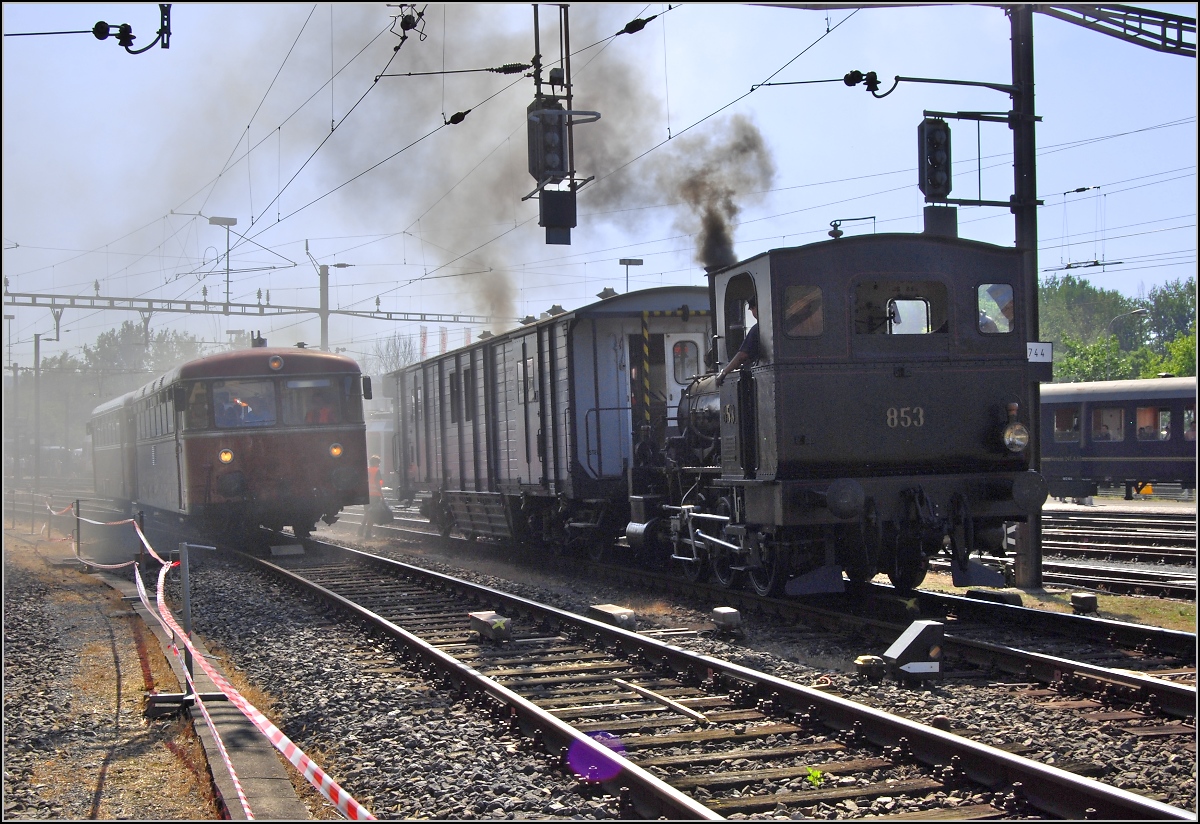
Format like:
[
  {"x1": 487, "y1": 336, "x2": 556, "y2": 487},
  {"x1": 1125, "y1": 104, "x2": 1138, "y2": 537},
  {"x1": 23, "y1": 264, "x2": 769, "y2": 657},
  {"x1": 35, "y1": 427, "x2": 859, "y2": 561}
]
[
  {"x1": 215, "y1": 391, "x2": 238, "y2": 427},
  {"x1": 1186, "y1": 421, "x2": 1196, "y2": 442},
  {"x1": 306, "y1": 391, "x2": 336, "y2": 424}
]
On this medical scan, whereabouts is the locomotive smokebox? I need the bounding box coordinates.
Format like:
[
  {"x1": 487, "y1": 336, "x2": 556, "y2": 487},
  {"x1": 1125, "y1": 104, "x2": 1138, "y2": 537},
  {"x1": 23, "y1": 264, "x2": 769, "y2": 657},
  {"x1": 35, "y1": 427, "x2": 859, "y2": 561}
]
[{"x1": 678, "y1": 375, "x2": 722, "y2": 446}]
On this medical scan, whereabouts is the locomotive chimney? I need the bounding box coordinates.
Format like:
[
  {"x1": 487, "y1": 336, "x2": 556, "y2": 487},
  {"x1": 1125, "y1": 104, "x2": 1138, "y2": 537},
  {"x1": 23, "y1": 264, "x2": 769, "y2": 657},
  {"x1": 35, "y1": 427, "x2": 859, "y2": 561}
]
[
  {"x1": 923, "y1": 205, "x2": 958, "y2": 238},
  {"x1": 251, "y1": 331, "x2": 267, "y2": 348}
]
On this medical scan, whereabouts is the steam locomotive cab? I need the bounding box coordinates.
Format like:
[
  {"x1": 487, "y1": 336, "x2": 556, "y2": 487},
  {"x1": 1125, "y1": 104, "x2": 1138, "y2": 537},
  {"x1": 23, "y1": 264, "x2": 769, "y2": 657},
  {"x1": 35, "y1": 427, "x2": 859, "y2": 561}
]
[{"x1": 629, "y1": 233, "x2": 1049, "y2": 595}]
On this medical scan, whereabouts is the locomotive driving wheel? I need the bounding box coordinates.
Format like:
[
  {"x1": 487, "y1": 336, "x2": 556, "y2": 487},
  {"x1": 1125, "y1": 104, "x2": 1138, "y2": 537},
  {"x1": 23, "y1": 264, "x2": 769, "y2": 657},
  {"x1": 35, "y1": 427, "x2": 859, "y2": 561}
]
[
  {"x1": 840, "y1": 498, "x2": 881, "y2": 584},
  {"x1": 888, "y1": 528, "x2": 928, "y2": 591},
  {"x1": 709, "y1": 497, "x2": 743, "y2": 588},
  {"x1": 747, "y1": 536, "x2": 785, "y2": 597},
  {"x1": 948, "y1": 493, "x2": 973, "y2": 572}
]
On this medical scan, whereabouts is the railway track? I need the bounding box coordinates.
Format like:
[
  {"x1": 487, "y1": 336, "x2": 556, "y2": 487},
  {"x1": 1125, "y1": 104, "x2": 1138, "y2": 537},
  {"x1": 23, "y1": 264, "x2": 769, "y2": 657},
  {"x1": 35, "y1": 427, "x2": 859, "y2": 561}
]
[
  {"x1": 228, "y1": 536, "x2": 1191, "y2": 820},
  {"x1": 1042, "y1": 510, "x2": 1196, "y2": 567},
  {"x1": 327, "y1": 515, "x2": 1197, "y2": 716}
]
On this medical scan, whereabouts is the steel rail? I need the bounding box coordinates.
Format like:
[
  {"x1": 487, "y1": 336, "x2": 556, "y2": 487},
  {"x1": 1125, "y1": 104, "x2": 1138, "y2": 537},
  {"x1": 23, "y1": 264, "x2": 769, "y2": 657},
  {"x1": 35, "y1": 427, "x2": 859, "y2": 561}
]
[
  {"x1": 240, "y1": 541, "x2": 1192, "y2": 820},
  {"x1": 235, "y1": 547, "x2": 720, "y2": 821}
]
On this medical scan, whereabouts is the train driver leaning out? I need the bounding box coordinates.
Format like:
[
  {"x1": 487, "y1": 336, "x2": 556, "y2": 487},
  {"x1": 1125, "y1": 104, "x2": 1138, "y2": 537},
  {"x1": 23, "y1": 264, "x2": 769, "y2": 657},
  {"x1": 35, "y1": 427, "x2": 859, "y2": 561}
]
[
  {"x1": 716, "y1": 295, "x2": 761, "y2": 387},
  {"x1": 306, "y1": 391, "x2": 336, "y2": 424}
]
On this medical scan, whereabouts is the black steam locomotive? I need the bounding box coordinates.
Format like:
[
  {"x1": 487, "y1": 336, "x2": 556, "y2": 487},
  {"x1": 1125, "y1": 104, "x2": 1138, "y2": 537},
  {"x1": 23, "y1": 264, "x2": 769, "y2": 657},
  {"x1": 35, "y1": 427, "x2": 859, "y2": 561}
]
[{"x1": 393, "y1": 229, "x2": 1049, "y2": 595}]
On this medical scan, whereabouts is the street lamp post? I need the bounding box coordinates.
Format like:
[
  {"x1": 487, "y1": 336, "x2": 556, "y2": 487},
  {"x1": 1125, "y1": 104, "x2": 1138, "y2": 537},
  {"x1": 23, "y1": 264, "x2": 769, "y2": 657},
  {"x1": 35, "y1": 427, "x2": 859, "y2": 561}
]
[
  {"x1": 33, "y1": 333, "x2": 40, "y2": 496},
  {"x1": 208, "y1": 216, "x2": 237, "y2": 313},
  {"x1": 619, "y1": 258, "x2": 643, "y2": 293},
  {"x1": 1106, "y1": 308, "x2": 1150, "y2": 380}
]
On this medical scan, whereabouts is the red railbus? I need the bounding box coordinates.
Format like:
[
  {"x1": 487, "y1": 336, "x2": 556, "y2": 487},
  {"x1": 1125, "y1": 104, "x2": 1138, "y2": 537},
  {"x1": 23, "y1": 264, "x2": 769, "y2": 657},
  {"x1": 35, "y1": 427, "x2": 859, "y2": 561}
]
[{"x1": 89, "y1": 345, "x2": 371, "y2": 539}]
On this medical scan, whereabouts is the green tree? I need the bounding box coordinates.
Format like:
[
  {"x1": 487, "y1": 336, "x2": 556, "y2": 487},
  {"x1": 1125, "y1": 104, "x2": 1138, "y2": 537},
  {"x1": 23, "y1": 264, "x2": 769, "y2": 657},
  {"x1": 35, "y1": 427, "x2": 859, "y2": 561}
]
[
  {"x1": 1137, "y1": 323, "x2": 1197, "y2": 378},
  {"x1": 1136, "y1": 277, "x2": 1196, "y2": 357},
  {"x1": 19, "y1": 323, "x2": 209, "y2": 478},
  {"x1": 1054, "y1": 335, "x2": 1132, "y2": 383},
  {"x1": 1039, "y1": 274, "x2": 1141, "y2": 350}
]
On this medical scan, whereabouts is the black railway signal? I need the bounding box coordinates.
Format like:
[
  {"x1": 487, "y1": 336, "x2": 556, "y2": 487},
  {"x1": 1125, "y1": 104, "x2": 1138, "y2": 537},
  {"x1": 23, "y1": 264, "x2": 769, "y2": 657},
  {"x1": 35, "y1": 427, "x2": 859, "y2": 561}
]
[
  {"x1": 527, "y1": 97, "x2": 569, "y2": 185},
  {"x1": 918, "y1": 118, "x2": 952, "y2": 200}
]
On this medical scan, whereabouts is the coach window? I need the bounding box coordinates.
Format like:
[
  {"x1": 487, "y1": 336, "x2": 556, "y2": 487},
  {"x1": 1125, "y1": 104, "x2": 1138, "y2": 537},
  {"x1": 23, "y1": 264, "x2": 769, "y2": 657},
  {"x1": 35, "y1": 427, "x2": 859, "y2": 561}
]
[
  {"x1": 783, "y1": 285, "x2": 823, "y2": 337},
  {"x1": 978, "y1": 284, "x2": 1014, "y2": 334},
  {"x1": 1137, "y1": 406, "x2": 1171, "y2": 441},
  {"x1": 1090, "y1": 408, "x2": 1124, "y2": 442},
  {"x1": 1185, "y1": 405, "x2": 1196, "y2": 441},
  {"x1": 517, "y1": 356, "x2": 537, "y2": 404},
  {"x1": 672, "y1": 340, "x2": 699, "y2": 384},
  {"x1": 449, "y1": 372, "x2": 460, "y2": 424},
  {"x1": 462, "y1": 367, "x2": 474, "y2": 421},
  {"x1": 216, "y1": 378, "x2": 278, "y2": 427},
  {"x1": 1053, "y1": 407, "x2": 1080, "y2": 442},
  {"x1": 855, "y1": 280, "x2": 948, "y2": 334}
]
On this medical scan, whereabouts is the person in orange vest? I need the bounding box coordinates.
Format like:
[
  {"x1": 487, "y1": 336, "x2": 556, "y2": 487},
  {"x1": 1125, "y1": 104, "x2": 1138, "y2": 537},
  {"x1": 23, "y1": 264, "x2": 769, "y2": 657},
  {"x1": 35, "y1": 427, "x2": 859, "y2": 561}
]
[
  {"x1": 359, "y1": 455, "x2": 384, "y2": 538},
  {"x1": 306, "y1": 391, "x2": 336, "y2": 424}
]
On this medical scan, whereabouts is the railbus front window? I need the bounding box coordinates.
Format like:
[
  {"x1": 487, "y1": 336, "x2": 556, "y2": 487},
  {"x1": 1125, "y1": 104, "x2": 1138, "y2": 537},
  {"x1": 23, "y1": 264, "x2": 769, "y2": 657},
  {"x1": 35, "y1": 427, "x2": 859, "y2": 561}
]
[
  {"x1": 282, "y1": 378, "x2": 340, "y2": 425},
  {"x1": 213, "y1": 379, "x2": 278, "y2": 428}
]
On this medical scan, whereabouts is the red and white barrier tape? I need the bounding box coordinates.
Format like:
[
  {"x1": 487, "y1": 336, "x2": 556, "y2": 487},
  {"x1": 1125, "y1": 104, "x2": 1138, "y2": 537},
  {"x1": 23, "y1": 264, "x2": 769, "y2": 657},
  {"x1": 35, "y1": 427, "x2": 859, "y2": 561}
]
[
  {"x1": 62, "y1": 513, "x2": 374, "y2": 820},
  {"x1": 45, "y1": 501, "x2": 75, "y2": 516},
  {"x1": 135, "y1": 565, "x2": 256, "y2": 820},
  {"x1": 122, "y1": 525, "x2": 375, "y2": 821}
]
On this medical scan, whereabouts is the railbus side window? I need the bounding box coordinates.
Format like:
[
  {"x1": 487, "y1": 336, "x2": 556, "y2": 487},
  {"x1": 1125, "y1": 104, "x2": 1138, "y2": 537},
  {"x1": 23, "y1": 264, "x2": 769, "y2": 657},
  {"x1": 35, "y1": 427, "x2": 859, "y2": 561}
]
[
  {"x1": 449, "y1": 371, "x2": 460, "y2": 424},
  {"x1": 1090, "y1": 407, "x2": 1124, "y2": 442},
  {"x1": 783, "y1": 285, "x2": 824, "y2": 337},
  {"x1": 340, "y1": 376, "x2": 364, "y2": 423},
  {"x1": 1184, "y1": 405, "x2": 1196, "y2": 442},
  {"x1": 1053, "y1": 407, "x2": 1080, "y2": 442}
]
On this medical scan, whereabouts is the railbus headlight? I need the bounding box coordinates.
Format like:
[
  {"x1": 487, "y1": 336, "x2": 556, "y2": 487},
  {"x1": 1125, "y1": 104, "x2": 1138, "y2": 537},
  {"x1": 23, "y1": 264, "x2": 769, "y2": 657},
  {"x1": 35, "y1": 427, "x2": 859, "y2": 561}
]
[
  {"x1": 1002, "y1": 422, "x2": 1030, "y2": 452},
  {"x1": 268, "y1": 355, "x2": 284, "y2": 370},
  {"x1": 219, "y1": 448, "x2": 234, "y2": 464},
  {"x1": 329, "y1": 443, "x2": 343, "y2": 458}
]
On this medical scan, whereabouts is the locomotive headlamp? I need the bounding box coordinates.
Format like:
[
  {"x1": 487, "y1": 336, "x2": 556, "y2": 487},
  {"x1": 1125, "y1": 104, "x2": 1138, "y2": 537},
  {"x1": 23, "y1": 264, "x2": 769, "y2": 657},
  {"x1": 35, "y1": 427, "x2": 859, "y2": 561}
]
[
  {"x1": 1003, "y1": 422, "x2": 1030, "y2": 452},
  {"x1": 268, "y1": 355, "x2": 284, "y2": 370},
  {"x1": 329, "y1": 443, "x2": 343, "y2": 458},
  {"x1": 1002, "y1": 402, "x2": 1028, "y2": 451},
  {"x1": 219, "y1": 449, "x2": 234, "y2": 464}
]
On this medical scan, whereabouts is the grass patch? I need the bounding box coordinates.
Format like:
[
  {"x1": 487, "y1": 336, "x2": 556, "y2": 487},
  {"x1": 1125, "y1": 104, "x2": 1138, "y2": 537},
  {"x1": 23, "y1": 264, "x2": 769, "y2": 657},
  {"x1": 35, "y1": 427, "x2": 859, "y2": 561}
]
[{"x1": 917, "y1": 569, "x2": 1196, "y2": 633}]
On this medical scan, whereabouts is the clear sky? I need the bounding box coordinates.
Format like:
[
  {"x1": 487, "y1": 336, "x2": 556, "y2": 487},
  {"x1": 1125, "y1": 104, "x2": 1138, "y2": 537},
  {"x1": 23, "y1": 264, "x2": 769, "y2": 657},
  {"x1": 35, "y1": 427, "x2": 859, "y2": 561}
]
[{"x1": 3, "y1": 3, "x2": 1196, "y2": 371}]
